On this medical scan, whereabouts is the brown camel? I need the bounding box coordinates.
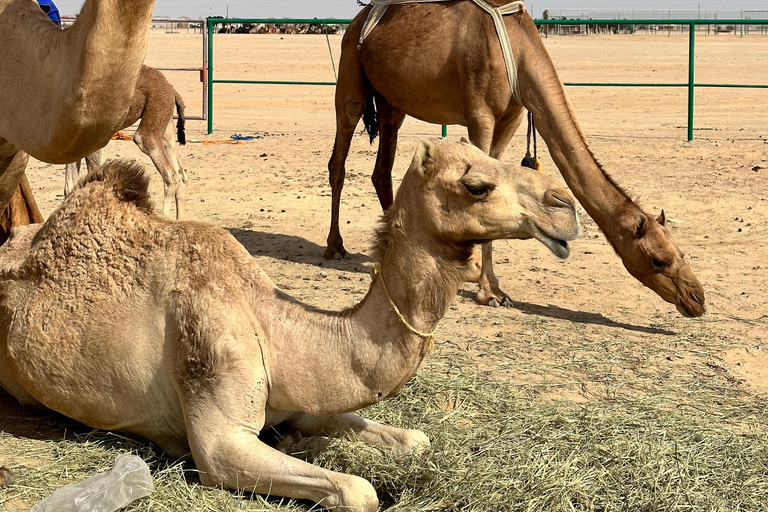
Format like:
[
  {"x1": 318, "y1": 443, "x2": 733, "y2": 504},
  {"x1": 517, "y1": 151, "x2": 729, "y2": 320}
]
[
  {"x1": 325, "y1": 0, "x2": 705, "y2": 317},
  {"x1": 65, "y1": 65, "x2": 188, "y2": 219},
  {"x1": 0, "y1": 0, "x2": 156, "y2": 485},
  {"x1": 0, "y1": 0, "x2": 155, "y2": 234},
  {"x1": 0, "y1": 140, "x2": 581, "y2": 509}
]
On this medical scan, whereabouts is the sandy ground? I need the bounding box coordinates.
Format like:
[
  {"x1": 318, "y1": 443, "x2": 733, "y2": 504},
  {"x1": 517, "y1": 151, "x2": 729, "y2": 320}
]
[
  {"x1": 2, "y1": 28, "x2": 767, "y2": 507},
  {"x1": 22, "y1": 29, "x2": 768, "y2": 392}
]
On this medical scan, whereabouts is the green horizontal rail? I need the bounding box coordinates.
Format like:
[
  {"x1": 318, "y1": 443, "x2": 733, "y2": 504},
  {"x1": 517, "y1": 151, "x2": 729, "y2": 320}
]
[
  {"x1": 214, "y1": 79, "x2": 337, "y2": 86},
  {"x1": 208, "y1": 18, "x2": 353, "y2": 24},
  {"x1": 206, "y1": 17, "x2": 768, "y2": 139},
  {"x1": 536, "y1": 19, "x2": 762, "y2": 25}
]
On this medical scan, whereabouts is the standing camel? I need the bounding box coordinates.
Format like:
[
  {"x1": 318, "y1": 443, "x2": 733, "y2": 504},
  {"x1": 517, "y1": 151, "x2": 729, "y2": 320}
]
[
  {"x1": 0, "y1": 140, "x2": 581, "y2": 509},
  {"x1": 325, "y1": 0, "x2": 705, "y2": 317},
  {"x1": 65, "y1": 65, "x2": 188, "y2": 219},
  {"x1": 0, "y1": 0, "x2": 155, "y2": 232},
  {"x1": 0, "y1": 0, "x2": 156, "y2": 485}
]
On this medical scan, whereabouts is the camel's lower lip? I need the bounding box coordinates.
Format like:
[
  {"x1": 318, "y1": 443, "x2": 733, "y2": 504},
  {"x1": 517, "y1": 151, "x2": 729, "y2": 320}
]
[{"x1": 539, "y1": 234, "x2": 570, "y2": 259}]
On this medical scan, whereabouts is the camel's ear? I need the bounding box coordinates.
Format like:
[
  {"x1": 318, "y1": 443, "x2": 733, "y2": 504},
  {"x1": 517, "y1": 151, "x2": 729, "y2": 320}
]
[
  {"x1": 410, "y1": 139, "x2": 434, "y2": 177},
  {"x1": 459, "y1": 136, "x2": 470, "y2": 145},
  {"x1": 656, "y1": 210, "x2": 666, "y2": 226},
  {"x1": 632, "y1": 214, "x2": 649, "y2": 238}
]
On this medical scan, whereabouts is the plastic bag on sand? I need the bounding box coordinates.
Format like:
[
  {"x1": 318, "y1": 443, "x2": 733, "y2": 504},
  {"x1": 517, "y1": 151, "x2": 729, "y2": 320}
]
[{"x1": 32, "y1": 454, "x2": 153, "y2": 512}]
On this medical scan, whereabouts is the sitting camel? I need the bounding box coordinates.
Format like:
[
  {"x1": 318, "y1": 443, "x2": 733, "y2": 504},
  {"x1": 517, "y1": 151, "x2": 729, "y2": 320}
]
[
  {"x1": 325, "y1": 0, "x2": 705, "y2": 317},
  {"x1": 0, "y1": 140, "x2": 580, "y2": 509},
  {"x1": 64, "y1": 65, "x2": 188, "y2": 219}
]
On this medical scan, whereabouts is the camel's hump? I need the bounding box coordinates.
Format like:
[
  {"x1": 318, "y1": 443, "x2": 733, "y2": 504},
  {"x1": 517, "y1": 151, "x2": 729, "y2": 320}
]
[{"x1": 76, "y1": 159, "x2": 154, "y2": 213}]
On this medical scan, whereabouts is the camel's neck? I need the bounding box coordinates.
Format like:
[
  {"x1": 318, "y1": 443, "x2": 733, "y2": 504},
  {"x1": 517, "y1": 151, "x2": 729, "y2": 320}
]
[
  {"x1": 257, "y1": 208, "x2": 465, "y2": 416},
  {"x1": 513, "y1": 18, "x2": 631, "y2": 239},
  {"x1": 0, "y1": 0, "x2": 154, "y2": 163}
]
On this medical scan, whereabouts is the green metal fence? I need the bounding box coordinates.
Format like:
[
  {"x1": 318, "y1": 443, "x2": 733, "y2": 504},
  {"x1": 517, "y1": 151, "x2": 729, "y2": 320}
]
[{"x1": 205, "y1": 17, "x2": 768, "y2": 140}]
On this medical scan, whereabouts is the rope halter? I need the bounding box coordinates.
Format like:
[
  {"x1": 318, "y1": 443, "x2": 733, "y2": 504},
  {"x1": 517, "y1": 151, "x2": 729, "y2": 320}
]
[{"x1": 371, "y1": 263, "x2": 437, "y2": 351}]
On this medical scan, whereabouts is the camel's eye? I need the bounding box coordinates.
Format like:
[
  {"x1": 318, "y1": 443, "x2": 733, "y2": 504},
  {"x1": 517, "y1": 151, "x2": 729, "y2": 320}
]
[
  {"x1": 652, "y1": 257, "x2": 668, "y2": 268},
  {"x1": 462, "y1": 180, "x2": 494, "y2": 197}
]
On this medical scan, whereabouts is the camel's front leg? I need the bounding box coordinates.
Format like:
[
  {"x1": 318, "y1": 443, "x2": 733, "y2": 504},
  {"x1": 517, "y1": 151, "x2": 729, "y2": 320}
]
[
  {"x1": 64, "y1": 160, "x2": 81, "y2": 196},
  {"x1": 475, "y1": 241, "x2": 512, "y2": 308},
  {"x1": 186, "y1": 402, "x2": 377, "y2": 510},
  {"x1": 466, "y1": 114, "x2": 512, "y2": 307},
  {"x1": 286, "y1": 411, "x2": 430, "y2": 456},
  {"x1": 191, "y1": 428, "x2": 378, "y2": 511},
  {"x1": 0, "y1": 149, "x2": 29, "y2": 214}
]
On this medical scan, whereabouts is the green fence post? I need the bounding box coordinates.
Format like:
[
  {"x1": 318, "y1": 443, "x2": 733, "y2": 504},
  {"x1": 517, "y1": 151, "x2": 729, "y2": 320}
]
[
  {"x1": 207, "y1": 18, "x2": 214, "y2": 135},
  {"x1": 687, "y1": 22, "x2": 695, "y2": 141},
  {"x1": 442, "y1": 125, "x2": 447, "y2": 138}
]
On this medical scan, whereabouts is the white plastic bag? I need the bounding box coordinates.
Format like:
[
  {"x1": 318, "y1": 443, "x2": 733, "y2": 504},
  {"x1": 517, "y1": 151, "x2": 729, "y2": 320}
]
[{"x1": 32, "y1": 454, "x2": 153, "y2": 512}]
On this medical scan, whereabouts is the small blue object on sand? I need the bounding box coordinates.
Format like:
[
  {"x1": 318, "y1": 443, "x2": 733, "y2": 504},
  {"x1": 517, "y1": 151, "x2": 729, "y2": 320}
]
[{"x1": 231, "y1": 134, "x2": 255, "y2": 141}]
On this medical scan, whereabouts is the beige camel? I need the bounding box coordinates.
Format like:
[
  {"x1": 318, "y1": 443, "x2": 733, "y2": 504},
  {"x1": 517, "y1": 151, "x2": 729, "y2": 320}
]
[
  {"x1": 0, "y1": 0, "x2": 155, "y2": 230},
  {"x1": 65, "y1": 65, "x2": 188, "y2": 219},
  {"x1": 0, "y1": 140, "x2": 580, "y2": 508},
  {"x1": 325, "y1": 0, "x2": 705, "y2": 317},
  {"x1": 0, "y1": 0, "x2": 155, "y2": 485}
]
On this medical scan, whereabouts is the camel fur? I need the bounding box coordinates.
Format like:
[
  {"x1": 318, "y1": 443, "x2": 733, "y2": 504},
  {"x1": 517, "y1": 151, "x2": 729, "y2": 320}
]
[
  {"x1": 0, "y1": 140, "x2": 580, "y2": 508},
  {"x1": 325, "y1": 0, "x2": 705, "y2": 317},
  {"x1": 0, "y1": 0, "x2": 155, "y2": 242},
  {"x1": 65, "y1": 65, "x2": 188, "y2": 219}
]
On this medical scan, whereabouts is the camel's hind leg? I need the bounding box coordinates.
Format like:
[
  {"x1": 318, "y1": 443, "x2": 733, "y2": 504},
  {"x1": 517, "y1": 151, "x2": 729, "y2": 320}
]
[
  {"x1": 134, "y1": 119, "x2": 185, "y2": 219},
  {"x1": 468, "y1": 108, "x2": 525, "y2": 307},
  {"x1": 325, "y1": 48, "x2": 368, "y2": 259},
  {"x1": 370, "y1": 97, "x2": 406, "y2": 211},
  {"x1": 64, "y1": 148, "x2": 103, "y2": 196}
]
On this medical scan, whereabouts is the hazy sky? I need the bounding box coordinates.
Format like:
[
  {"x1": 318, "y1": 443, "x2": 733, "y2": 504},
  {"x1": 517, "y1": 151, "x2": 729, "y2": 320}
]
[{"x1": 53, "y1": 0, "x2": 768, "y2": 21}]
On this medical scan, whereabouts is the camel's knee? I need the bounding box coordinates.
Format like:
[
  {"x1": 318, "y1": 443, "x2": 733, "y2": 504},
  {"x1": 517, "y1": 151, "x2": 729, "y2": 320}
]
[
  {"x1": 344, "y1": 99, "x2": 366, "y2": 126},
  {"x1": 332, "y1": 475, "x2": 379, "y2": 512}
]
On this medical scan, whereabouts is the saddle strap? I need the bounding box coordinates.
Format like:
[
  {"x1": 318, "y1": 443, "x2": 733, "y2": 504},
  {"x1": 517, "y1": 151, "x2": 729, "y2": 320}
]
[{"x1": 359, "y1": 0, "x2": 525, "y2": 105}]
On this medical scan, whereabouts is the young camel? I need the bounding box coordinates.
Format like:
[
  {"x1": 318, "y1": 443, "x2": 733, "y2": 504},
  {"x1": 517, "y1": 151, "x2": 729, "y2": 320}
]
[
  {"x1": 64, "y1": 65, "x2": 188, "y2": 219},
  {"x1": 0, "y1": 140, "x2": 581, "y2": 507},
  {"x1": 325, "y1": 1, "x2": 705, "y2": 317}
]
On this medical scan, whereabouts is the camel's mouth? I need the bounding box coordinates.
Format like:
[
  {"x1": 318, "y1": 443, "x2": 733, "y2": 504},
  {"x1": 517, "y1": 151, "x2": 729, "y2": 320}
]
[{"x1": 536, "y1": 232, "x2": 570, "y2": 259}]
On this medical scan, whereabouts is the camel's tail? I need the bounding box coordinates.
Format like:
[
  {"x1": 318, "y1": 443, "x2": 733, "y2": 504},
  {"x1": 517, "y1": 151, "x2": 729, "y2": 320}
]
[
  {"x1": 77, "y1": 160, "x2": 153, "y2": 213},
  {"x1": 174, "y1": 90, "x2": 186, "y2": 146},
  {"x1": 363, "y1": 91, "x2": 378, "y2": 145}
]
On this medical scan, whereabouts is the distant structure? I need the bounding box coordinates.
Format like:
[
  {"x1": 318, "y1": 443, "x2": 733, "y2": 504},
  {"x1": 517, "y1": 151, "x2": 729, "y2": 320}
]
[{"x1": 540, "y1": 9, "x2": 768, "y2": 36}]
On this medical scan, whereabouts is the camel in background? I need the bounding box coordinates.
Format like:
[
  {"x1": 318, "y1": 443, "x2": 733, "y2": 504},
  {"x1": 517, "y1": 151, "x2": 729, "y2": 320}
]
[
  {"x1": 0, "y1": 140, "x2": 580, "y2": 509},
  {"x1": 0, "y1": 0, "x2": 155, "y2": 234},
  {"x1": 325, "y1": 0, "x2": 705, "y2": 317},
  {"x1": 65, "y1": 65, "x2": 188, "y2": 219},
  {"x1": 0, "y1": 0, "x2": 156, "y2": 484}
]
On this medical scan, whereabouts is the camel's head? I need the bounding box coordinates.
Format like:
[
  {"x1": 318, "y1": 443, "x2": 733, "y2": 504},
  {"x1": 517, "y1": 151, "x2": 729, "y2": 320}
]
[
  {"x1": 401, "y1": 139, "x2": 581, "y2": 259},
  {"x1": 614, "y1": 208, "x2": 705, "y2": 318}
]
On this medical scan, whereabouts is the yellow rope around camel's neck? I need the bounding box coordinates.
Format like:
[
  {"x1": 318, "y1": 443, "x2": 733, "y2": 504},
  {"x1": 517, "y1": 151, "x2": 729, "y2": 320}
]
[{"x1": 371, "y1": 263, "x2": 436, "y2": 351}]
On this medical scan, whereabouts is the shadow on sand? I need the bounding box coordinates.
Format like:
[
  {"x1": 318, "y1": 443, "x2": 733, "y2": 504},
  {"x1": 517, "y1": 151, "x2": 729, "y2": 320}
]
[
  {"x1": 227, "y1": 227, "x2": 373, "y2": 274},
  {"x1": 459, "y1": 290, "x2": 675, "y2": 335}
]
